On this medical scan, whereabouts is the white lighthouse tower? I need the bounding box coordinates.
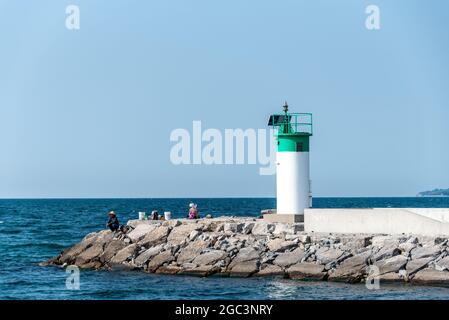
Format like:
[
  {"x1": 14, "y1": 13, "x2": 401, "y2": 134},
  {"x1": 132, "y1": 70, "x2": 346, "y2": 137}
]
[{"x1": 266, "y1": 102, "x2": 313, "y2": 223}]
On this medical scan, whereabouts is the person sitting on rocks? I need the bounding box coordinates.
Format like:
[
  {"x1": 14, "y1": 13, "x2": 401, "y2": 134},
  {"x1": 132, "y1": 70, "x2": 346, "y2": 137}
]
[
  {"x1": 106, "y1": 211, "x2": 120, "y2": 232},
  {"x1": 150, "y1": 210, "x2": 159, "y2": 220},
  {"x1": 188, "y1": 203, "x2": 199, "y2": 219}
]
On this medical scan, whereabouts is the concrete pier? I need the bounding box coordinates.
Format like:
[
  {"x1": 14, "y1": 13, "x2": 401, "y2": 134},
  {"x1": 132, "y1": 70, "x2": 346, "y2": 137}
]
[{"x1": 304, "y1": 208, "x2": 449, "y2": 237}]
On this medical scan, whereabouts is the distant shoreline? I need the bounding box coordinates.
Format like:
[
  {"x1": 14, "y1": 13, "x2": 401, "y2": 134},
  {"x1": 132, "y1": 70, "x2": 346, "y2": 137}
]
[
  {"x1": 418, "y1": 188, "x2": 449, "y2": 197},
  {"x1": 417, "y1": 195, "x2": 449, "y2": 198}
]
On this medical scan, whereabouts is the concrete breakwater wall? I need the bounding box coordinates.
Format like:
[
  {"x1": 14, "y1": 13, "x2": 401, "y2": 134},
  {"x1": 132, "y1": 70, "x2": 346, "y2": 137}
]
[
  {"x1": 43, "y1": 218, "x2": 449, "y2": 286},
  {"x1": 305, "y1": 208, "x2": 449, "y2": 236}
]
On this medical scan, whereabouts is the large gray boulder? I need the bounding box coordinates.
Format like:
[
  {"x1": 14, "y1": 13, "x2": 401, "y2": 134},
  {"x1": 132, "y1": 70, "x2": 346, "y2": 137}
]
[
  {"x1": 179, "y1": 265, "x2": 220, "y2": 277},
  {"x1": 339, "y1": 235, "x2": 372, "y2": 251},
  {"x1": 405, "y1": 257, "x2": 435, "y2": 276},
  {"x1": 315, "y1": 248, "x2": 344, "y2": 265},
  {"x1": 371, "y1": 235, "x2": 405, "y2": 247},
  {"x1": 134, "y1": 244, "x2": 164, "y2": 267},
  {"x1": 372, "y1": 244, "x2": 401, "y2": 262},
  {"x1": 229, "y1": 260, "x2": 260, "y2": 277},
  {"x1": 192, "y1": 250, "x2": 228, "y2": 266},
  {"x1": 412, "y1": 269, "x2": 449, "y2": 285},
  {"x1": 410, "y1": 246, "x2": 441, "y2": 260},
  {"x1": 242, "y1": 222, "x2": 255, "y2": 234},
  {"x1": 147, "y1": 250, "x2": 175, "y2": 273},
  {"x1": 267, "y1": 239, "x2": 297, "y2": 252},
  {"x1": 272, "y1": 223, "x2": 302, "y2": 236},
  {"x1": 138, "y1": 226, "x2": 170, "y2": 247},
  {"x1": 328, "y1": 251, "x2": 372, "y2": 283},
  {"x1": 435, "y1": 256, "x2": 449, "y2": 271},
  {"x1": 251, "y1": 223, "x2": 275, "y2": 236},
  {"x1": 198, "y1": 220, "x2": 222, "y2": 233},
  {"x1": 60, "y1": 230, "x2": 112, "y2": 264},
  {"x1": 162, "y1": 219, "x2": 182, "y2": 228},
  {"x1": 374, "y1": 255, "x2": 408, "y2": 275},
  {"x1": 176, "y1": 240, "x2": 209, "y2": 264},
  {"x1": 287, "y1": 263, "x2": 327, "y2": 280},
  {"x1": 155, "y1": 265, "x2": 182, "y2": 275},
  {"x1": 100, "y1": 239, "x2": 127, "y2": 263},
  {"x1": 110, "y1": 244, "x2": 139, "y2": 264},
  {"x1": 167, "y1": 223, "x2": 201, "y2": 246},
  {"x1": 127, "y1": 224, "x2": 157, "y2": 243},
  {"x1": 377, "y1": 272, "x2": 403, "y2": 282},
  {"x1": 256, "y1": 264, "x2": 285, "y2": 277},
  {"x1": 75, "y1": 242, "x2": 104, "y2": 266},
  {"x1": 273, "y1": 248, "x2": 305, "y2": 268},
  {"x1": 298, "y1": 234, "x2": 311, "y2": 244},
  {"x1": 59, "y1": 241, "x2": 94, "y2": 264},
  {"x1": 224, "y1": 223, "x2": 244, "y2": 233},
  {"x1": 228, "y1": 247, "x2": 261, "y2": 269},
  {"x1": 398, "y1": 242, "x2": 417, "y2": 256},
  {"x1": 324, "y1": 252, "x2": 352, "y2": 270},
  {"x1": 286, "y1": 234, "x2": 311, "y2": 244}
]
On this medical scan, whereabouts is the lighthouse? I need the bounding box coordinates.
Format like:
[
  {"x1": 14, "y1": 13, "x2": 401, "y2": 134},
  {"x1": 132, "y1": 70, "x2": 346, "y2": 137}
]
[{"x1": 266, "y1": 102, "x2": 313, "y2": 223}]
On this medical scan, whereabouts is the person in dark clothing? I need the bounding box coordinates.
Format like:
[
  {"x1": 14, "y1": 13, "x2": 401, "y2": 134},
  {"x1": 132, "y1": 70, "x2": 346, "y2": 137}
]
[
  {"x1": 106, "y1": 211, "x2": 120, "y2": 231},
  {"x1": 150, "y1": 210, "x2": 159, "y2": 221}
]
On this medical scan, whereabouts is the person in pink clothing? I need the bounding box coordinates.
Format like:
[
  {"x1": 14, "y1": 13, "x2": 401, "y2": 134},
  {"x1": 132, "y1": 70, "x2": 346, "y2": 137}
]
[{"x1": 188, "y1": 203, "x2": 199, "y2": 219}]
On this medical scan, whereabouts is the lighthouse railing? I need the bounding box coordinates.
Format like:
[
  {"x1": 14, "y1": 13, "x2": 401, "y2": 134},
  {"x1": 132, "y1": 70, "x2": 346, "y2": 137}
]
[
  {"x1": 268, "y1": 112, "x2": 313, "y2": 135},
  {"x1": 291, "y1": 113, "x2": 313, "y2": 135}
]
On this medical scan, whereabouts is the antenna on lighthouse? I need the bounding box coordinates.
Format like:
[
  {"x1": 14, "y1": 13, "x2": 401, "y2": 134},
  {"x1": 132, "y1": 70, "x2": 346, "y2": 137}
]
[{"x1": 283, "y1": 101, "x2": 289, "y2": 113}]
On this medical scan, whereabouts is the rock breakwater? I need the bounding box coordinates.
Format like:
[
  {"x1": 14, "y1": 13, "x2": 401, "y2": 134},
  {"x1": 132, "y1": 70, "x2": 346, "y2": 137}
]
[{"x1": 43, "y1": 218, "x2": 449, "y2": 286}]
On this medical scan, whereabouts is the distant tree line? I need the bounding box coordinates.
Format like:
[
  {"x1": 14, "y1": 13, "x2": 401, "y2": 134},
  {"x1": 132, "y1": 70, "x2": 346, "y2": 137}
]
[{"x1": 418, "y1": 188, "x2": 449, "y2": 196}]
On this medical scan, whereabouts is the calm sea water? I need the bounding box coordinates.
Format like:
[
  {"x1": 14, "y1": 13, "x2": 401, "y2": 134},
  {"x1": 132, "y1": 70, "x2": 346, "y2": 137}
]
[{"x1": 1, "y1": 197, "x2": 449, "y2": 300}]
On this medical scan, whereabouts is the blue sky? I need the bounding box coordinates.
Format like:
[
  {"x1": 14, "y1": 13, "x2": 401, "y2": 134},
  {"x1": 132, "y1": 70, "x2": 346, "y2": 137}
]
[{"x1": 1, "y1": 0, "x2": 448, "y2": 198}]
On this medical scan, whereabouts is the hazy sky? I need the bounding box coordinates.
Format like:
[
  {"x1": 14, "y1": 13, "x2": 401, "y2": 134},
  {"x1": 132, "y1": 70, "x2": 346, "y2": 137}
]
[{"x1": 1, "y1": 0, "x2": 448, "y2": 198}]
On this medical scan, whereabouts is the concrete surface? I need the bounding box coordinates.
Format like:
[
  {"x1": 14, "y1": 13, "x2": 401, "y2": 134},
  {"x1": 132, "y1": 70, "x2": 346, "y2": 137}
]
[{"x1": 304, "y1": 208, "x2": 449, "y2": 236}]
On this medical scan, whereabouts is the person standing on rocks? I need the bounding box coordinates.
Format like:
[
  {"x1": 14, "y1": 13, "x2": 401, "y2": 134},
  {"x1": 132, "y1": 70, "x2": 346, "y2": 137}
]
[{"x1": 106, "y1": 211, "x2": 120, "y2": 231}]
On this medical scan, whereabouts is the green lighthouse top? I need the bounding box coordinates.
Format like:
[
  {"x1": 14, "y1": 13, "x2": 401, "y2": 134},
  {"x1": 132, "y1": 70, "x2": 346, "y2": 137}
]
[
  {"x1": 268, "y1": 102, "x2": 313, "y2": 137},
  {"x1": 268, "y1": 102, "x2": 313, "y2": 152}
]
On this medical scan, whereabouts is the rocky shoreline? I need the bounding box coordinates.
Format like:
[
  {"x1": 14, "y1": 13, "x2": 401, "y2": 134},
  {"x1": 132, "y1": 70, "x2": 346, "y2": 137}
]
[{"x1": 43, "y1": 217, "x2": 449, "y2": 286}]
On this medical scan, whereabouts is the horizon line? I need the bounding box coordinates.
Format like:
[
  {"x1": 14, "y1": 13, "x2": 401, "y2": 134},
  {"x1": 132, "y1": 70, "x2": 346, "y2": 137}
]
[{"x1": 0, "y1": 196, "x2": 426, "y2": 200}]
